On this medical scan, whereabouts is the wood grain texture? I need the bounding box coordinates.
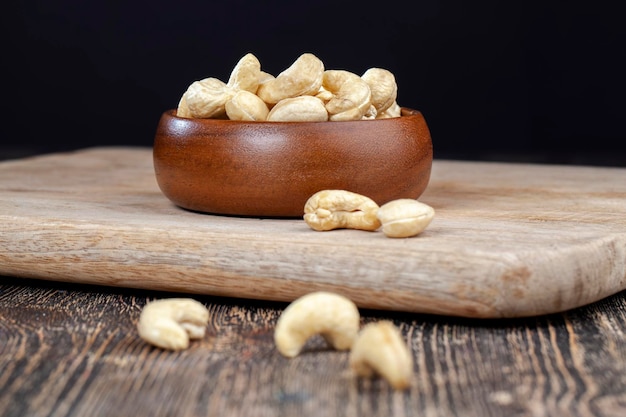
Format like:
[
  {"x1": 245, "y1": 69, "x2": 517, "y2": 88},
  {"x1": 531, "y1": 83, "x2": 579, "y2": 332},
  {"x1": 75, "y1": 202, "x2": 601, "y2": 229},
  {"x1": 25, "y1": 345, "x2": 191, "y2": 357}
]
[
  {"x1": 1, "y1": 277, "x2": 625, "y2": 417},
  {"x1": 1, "y1": 147, "x2": 625, "y2": 318}
]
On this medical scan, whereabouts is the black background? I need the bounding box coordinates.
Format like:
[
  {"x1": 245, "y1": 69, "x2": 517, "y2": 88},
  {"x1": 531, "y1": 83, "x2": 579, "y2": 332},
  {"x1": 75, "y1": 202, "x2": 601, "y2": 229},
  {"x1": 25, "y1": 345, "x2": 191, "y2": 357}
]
[{"x1": 3, "y1": 0, "x2": 625, "y2": 165}]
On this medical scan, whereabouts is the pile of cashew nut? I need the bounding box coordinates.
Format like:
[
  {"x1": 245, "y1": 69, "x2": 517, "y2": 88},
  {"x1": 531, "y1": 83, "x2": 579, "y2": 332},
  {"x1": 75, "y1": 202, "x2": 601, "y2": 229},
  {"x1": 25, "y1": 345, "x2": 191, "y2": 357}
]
[
  {"x1": 137, "y1": 291, "x2": 413, "y2": 390},
  {"x1": 176, "y1": 53, "x2": 401, "y2": 122},
  {"x1": 304, "y1": 189, "x2": 435, "y2": 238}
]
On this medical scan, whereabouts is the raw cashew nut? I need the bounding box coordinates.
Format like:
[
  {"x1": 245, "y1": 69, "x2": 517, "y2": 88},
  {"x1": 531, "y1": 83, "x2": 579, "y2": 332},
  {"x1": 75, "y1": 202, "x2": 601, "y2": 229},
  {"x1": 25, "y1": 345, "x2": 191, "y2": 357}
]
[
  {"x1": 258, "y1": 70, "x2": 275, "y2": 85},
  {"x1": 376, "y1": 199, "x2": 435, "y2": 238},
  {"x1": 182, "y1": 77, "x2": 234, "y2": 119},
  {"x1": 225, "y1": 90, "x2": 270, "y2": 121},
  {"x1": 303, "y1": 190, "x2": 382, "y2": 231},
  {"x1": 178, "y1": 53, "x2": 261, "y2": 119},
  {"x1": 322, "y1": 70, "x2": 372, "y2": 121},
  {"x1": 349, "y1": 321, "x2": 413, "y2": 390},
  {"x1": 176, "y1": 94, "x2": 192, "y2": 118},
  {"x1": 376, "y1": 101, "x2": 402, "y2": 119},
  {"x1": 266, "y1": 96, "x2": 328, "y2": 122},
  {"x1": 175, "y1": 54, "x2": 405, "y2": 122},
  {"x1": 314, "y1": 86, "x2": 334, "y2": 103},
  {"x1": 226, "y1": 52, "x2": 262, "y2": 93},
  {"x1": 256, "y1": 71, "x2": 276, "y2": 95},
  {"x1": 137, "y1": 298, "x2": 209, "y2": 350},
  {"x1": 274, "y1": 291, "x2": 360, "y2": 358},
  {"x1": 362, "y1": 104, "x2": 378, "y2": 120},
  {"x1": 257, "y1": 53, "x2": 325, "y2": 104},
  {"x1": 361, "y1": 68, "x2": 398, "y2": 114}
]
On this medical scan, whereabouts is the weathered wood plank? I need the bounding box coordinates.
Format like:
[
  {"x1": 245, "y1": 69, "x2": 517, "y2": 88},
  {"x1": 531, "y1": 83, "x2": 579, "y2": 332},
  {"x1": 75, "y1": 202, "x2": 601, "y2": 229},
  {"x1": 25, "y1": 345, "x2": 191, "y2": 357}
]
[
  {"x1": 1, "y1": 278, "x2": 625, "y2": 417},
  {"x1": 1, "y1": 147, "x2": 626, "y2": 318}
]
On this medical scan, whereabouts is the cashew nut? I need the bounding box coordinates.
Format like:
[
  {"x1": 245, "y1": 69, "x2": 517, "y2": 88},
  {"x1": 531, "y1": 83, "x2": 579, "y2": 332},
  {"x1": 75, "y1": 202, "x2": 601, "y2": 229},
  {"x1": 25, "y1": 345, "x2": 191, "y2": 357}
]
[
  {"x1": 175, "y1": 54, "x2": 405, "y2": 123},
  {"x1": 362, "y1": 104, "x2": 378, "y2": 120},
  {"x1": 361, "y1": 68, "x2": 398, "y2": 114},
  {"x1": 303, "y1": 189, "x2": 382, "y2": 231},
  {"x1": 137, "y1": 298, "x2": 209, "y2": 350},
  {"x1": 257, "y1": 53, "x2": 325, "y2": 104},
  {"x1": 266, "y1": 96, "x2": 328, "y2": 122},
  {"x1": 178, "y1": 53, "x2": 262, "y2": 119},
  {"x1": 322, "y1": 70, "x2": 372, "y2": 121},
  {"x1": 225, "y1": 90, "x2": 270, "y2": 121},
  {"x1": 176, "y1": 93, "x2": 192, "y2": 118},
  {"x1": 274, "y1": 291, "x2": 360, "y2": 358},
  {"x1": 182, "y1": 77, "x2": 234, "y2": 119},
  {"x1": 376, "y1": 101, "x2": 402, "y2": 119},
  {"x1": 257, "y1": 70, "x2": 275, "y2": 86},
  {"x1": 349, "y1": 320, "x2": 413, "y2": 390},
  {"x1": 376, "y1": 199, "x2": 435, "y2": 238},
  {"x1": 226, "y1": 52, "x2": 262, "y2": 93},
  {"x1": 314, "y1": 86, "x2": 334, "y2": 103}
]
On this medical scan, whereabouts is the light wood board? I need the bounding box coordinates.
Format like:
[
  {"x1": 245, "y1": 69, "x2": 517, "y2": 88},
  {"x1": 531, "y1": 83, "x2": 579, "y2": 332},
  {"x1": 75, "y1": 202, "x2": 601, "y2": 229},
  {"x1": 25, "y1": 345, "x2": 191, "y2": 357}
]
[{"x1": 1, "y1": 147, "x2": 625, "y2": 318}]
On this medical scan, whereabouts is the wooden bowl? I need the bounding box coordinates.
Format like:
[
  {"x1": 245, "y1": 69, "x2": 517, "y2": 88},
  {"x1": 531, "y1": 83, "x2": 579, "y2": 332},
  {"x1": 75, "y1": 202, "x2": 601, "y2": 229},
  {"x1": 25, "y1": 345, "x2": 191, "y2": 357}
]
[{"x1": 153, "y1": 108, "x2": 433, "y2": 218}]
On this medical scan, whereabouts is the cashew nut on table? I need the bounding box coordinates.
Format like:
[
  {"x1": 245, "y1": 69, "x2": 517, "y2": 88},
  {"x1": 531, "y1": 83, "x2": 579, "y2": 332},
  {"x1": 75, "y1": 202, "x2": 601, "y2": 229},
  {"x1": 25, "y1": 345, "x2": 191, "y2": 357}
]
[
  {"x1": 272, "y1": 291, "x2": 415, "y2": 390},
  {"x1": 303, "y1": 189, "x2": 382, "y2": 232},
  {"x1": 137, "y1": 298, "x2": 209, "y2": 350},
  {"x1": 349, "y1": 320, "x2": 414, "y2": 390},
  {"x1": 175, "y1": 52, "x2": 402, "y2": 122},
  {"x1": 273, "y1": 291, "x2": 361, "y2": 358},
  {"x1": 303, "y1": 190, "x2": 435, "y2": 238},
  {"x1": 376, "y1": 198, "x2": 435, "y2": 238}
]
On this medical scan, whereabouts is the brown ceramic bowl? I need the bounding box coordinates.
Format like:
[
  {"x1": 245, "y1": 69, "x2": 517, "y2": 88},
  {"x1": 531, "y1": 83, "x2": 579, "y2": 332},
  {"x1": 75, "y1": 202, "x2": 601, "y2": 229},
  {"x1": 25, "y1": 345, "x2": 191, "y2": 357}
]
[{"x1": 153, "y1": 108, "x2": 433, "y2": 218}]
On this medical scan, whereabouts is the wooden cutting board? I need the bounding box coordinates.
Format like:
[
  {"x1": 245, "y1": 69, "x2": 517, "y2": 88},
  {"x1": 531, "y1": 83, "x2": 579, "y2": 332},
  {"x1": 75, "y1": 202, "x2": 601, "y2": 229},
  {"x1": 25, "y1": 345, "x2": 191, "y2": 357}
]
[{"x1": 1, "y1": 147, "x2": 625, "y2": 318}]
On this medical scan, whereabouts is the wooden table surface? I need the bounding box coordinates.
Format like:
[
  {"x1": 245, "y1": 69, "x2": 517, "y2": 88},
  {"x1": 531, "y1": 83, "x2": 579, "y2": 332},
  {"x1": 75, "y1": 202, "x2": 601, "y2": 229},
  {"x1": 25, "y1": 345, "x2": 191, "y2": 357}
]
[
  {"x1": 1, "y1": 276, "x2": 625, "y2": 417},
  {"x1": 1, "y1": 148, "x2": 626, "y2": 416}
]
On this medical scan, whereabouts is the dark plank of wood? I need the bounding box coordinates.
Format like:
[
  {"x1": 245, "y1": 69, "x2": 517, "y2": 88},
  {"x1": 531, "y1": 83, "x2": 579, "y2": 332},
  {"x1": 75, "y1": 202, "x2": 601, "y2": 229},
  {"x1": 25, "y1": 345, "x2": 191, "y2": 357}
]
[{"x1": 1, "y1": 276, "x2": 625, "y2": 417}]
